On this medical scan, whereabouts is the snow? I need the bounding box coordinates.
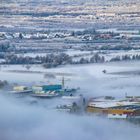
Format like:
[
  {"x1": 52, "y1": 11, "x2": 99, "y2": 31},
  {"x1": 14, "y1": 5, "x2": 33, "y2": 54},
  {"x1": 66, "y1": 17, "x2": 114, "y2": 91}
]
[
  {"x1": 89, "y1": 101, "x2": 139, "y2": 108},
  {"x1": 1, "y1": 61, "x2": 140, "y2": 97},
  {"x1": 65, "y1": 49, "x2": 90, "y2": 56},
  {"x1": 16, "y1": 53, "x2": 48, "y2": 58}
]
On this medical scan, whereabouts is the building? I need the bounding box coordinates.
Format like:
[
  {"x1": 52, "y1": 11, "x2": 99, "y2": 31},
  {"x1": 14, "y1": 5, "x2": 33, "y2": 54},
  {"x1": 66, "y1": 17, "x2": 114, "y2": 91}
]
[{"x1": 32, "y1": 84, "x2": 62, "y2": 94}]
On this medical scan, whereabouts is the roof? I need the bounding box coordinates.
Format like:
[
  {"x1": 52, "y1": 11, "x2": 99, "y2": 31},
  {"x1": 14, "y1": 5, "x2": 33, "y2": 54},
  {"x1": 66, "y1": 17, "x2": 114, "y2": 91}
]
[
  {"x1": 88, "y1": 101, "x2": 140, "y2": 109},
  {"x1": 110, "y1": 105, "x2": 140, "y2": 111}
]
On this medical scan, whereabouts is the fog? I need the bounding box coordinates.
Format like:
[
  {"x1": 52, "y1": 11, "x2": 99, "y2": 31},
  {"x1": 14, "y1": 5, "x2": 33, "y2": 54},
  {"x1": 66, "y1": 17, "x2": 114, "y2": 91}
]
[
  {"x1": 0, "y1": 62, "x2": 140, "y2": 140},
  {"x1": 0, "y1": 93, "x2": 140, "y2": 140}
]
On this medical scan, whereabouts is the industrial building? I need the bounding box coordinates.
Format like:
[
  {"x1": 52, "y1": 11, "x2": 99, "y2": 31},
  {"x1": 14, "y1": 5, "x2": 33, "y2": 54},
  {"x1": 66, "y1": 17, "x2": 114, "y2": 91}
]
[{"x1": 87, "y1": 96, "x2": 140, "y2": 119}]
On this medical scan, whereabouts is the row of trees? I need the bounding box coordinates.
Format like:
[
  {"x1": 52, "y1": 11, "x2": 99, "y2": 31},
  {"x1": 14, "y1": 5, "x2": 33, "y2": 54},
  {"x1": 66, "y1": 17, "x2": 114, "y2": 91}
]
[
  {"x1": 4, "y1": 51, "x2": 140, "y2": 67},
  {"x1": 72, "y1": 53, "x2": 105, "y2": 65},
  {"x1": 110, "y1": 54, "x2": 140, "y2": 62},
  {"x1": 0, "y1": 42, "x2": 15, "y2": 52},
  {"x1": 5, "y1": 53, "x2": 72, "y2": 67},
  {"x1": 3, "y1": 53, "x2": 105, "y2": 68}
]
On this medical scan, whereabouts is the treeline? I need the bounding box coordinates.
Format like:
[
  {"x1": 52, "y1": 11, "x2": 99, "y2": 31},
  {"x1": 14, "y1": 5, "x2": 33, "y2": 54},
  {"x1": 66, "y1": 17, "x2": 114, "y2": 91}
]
[
  {"x1": 110, "y1": 54, "x2": 140, "y2": 62},
  {"x1": 100, "y1": 45, "x2": 134, "y2": 50},
  {"x1": 72, "y1": 53, "x2": 105, "y2": 64},
  {"x1": 2, "y1": 53, "x2": 105, "y2": 68},
  {"x1": 0, "y1": 42, "x2": 15, "y2": 52},
  {"x1": 3, "y1": 51, "x2": 140, "y2": 67},
  {"x1": 5, "y1": 53, "x2": 72, "y2": 66}
]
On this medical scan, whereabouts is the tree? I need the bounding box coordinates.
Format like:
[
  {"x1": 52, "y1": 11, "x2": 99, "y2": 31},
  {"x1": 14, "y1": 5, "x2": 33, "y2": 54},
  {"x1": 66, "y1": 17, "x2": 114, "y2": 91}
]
[
  {"x1": 110, "y1": 56, "x2": 121, "y2": 62},
  {"x1": 26, "y1": 65, "x2": 31, "y2": 70},
  {"x1": 19, "y1": 33, "x2": 23, "y2": 39},
  {"x1": 79, "y1": 58, "x2": 89, "y2": 64},
  {"x1": 90, "y1": 56, "x2": 95, "y2": 63}
]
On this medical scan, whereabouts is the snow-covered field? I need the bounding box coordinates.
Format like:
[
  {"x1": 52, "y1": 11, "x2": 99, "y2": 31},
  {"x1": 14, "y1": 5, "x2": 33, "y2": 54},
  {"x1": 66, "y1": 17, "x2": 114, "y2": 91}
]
[
  {"x1": 1, "y1": 61, "x2": 140, "y2": 96},
  {"x1": 0, "y1": 61, "x2": 140, "y2": 140}
]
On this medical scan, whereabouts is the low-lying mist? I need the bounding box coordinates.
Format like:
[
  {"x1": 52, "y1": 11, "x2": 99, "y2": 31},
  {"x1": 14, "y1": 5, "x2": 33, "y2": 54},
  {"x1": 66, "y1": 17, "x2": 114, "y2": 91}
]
[
  {"x1": 0, "y1": 93, "x2": 140, "y2": 140},
  {"x1": 1, "y1": 62, "x2": 140, "y2": 140}
]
